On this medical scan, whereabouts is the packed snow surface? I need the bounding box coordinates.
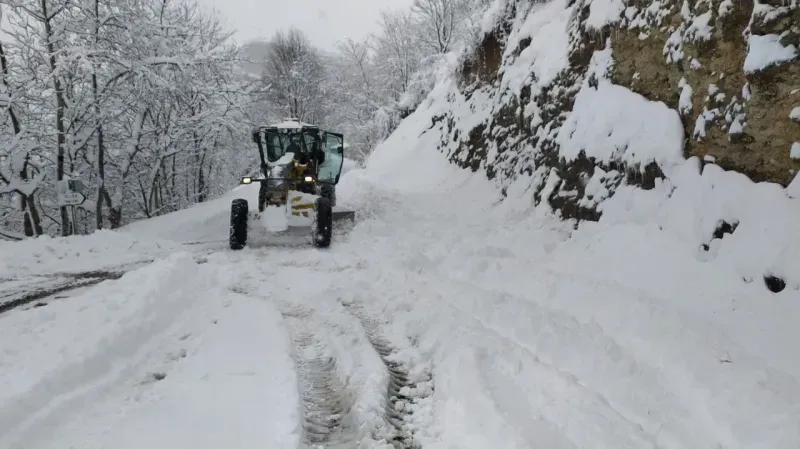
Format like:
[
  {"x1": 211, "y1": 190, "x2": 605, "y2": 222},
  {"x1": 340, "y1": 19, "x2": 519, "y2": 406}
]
[
  {"x1": 0, "y1": 253, "x2": 299, "y2": 449},
  {"x1": 2, "y1": 73, "x2": 800, "y2": 448},
  {"x1": 2, "y1": 7, "x2": 800, "y2": 449}
]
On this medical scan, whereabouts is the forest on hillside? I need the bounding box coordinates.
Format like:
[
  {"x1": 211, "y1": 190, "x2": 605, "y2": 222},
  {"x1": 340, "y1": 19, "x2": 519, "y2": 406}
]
[{"x1": 0, "y1": 0, "x2": 491, "y2": 239}]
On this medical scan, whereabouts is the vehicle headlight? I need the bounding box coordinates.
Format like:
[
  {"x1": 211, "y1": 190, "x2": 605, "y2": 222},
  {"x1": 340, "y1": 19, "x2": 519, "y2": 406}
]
[{"x1": 304, "y1": 176, "x2": 313, "y2": 182}]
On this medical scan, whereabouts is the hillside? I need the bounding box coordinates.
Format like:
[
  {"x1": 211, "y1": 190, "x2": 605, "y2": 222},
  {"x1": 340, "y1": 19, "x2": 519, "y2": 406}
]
[
  {"x1": 406, "y1": 0, "x2": 800, "y2": 292},
  {"x1": 2, "y1": 1, "x2": 799, "y2": 448}
]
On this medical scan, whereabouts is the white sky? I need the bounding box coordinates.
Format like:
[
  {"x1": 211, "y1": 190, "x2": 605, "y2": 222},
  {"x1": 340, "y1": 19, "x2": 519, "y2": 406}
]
[{"x1": 195, "y1": 0, "x2": 415, "y2": 51}]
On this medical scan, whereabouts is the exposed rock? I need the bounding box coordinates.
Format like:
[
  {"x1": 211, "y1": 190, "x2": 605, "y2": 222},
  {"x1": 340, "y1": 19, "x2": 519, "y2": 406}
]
[
  {"x1": 429, "y1": 0, "x2": 799, "y2": 221},
  {"x1": 615, "y1": 0, "x2": 800, "y2": 185},
  {"x1": 764, "y1": 274, "x2": 787, "y2": 293},
  {"x1": 712, "y1": 219, "x2": 739, "y2": 239}
]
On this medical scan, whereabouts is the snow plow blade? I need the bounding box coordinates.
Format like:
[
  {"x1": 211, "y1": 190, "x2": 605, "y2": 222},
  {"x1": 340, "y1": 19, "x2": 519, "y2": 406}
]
[{"x1": 332, "y1": 210, "x2": 355, "y2": 222}]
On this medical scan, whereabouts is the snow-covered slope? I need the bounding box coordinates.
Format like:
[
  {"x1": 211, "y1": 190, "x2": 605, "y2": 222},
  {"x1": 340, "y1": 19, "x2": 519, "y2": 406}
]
[
  {"x1": 443, "y1": 0, "x2": 799, "y2": 186},
  {"x1": 352, "y1": 82, "x2": 800, "y2": 448},
  {"x1": 417, "y1": 0, "x2": 800, "y2": 292},
  {"x1": 1, "y1": 1, "x2": 799, "y2": 448},
  {"x1": 1, "y1": 102, "x2": 799, "y2": 448},
  {"x1": 120, "y1": 184, "x2": 258, "y2": 245}
]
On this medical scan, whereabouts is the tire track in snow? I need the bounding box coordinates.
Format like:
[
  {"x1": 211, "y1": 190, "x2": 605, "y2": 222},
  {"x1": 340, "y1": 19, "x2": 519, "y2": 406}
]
[
  {"x1": 429, "y1": 284, "x2": 667, "y2": 448},
  {"x1": 472, "y1": 346, "x2": 580, "y2": 449},
  {"x1": 342, "y1": 269, "x2": 666, "y2": 447},
  {"x1": 279, "y1": 304, "x2": 357, "y2": 448},
  {"x1": 338, "y1": 298, "x2": 434, "y2": 449},
  {"x1": 0, "y1": 272, "x2": 123, "y2": 314}
]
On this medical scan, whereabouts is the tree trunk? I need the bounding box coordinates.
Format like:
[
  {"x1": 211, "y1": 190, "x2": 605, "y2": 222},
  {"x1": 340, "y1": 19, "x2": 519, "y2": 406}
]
[
  {"x1": 95, "y1": 123, "x2": 106, "y2": 230},
  {"x1": 39, "y1": 0, "x2": 71, "y2": 236},
  {"x1": 193, "y1": 130, "x2": 206, "y2": 203},
  {"x1": 0, "y1": 40, "x2": 43, "y2": 237},
  {"x1": 25, "y1": 195, "x2": 43, "y2": 236},
  {"x1": 19, "y1": 154, "x2": 43, "y2": 237},
  {"x1": 103, "y1": 188, "x2": 122, "y2": 228},
  {"x1": 93, "y1": 0, "x2": 107, "y2": 230},
  {"x1": 197, "y1": 164, "x2": 205, "y2": 203},
  {"x1": 105, "y1": 108, "x2": 147, "y2": 229}
]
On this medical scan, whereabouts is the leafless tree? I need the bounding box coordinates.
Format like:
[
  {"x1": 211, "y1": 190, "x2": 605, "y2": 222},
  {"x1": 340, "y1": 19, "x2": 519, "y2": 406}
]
[
  {"x1": 0, "y1": 0, "x2": 252, "y2": 237},
  {"x1": 411, "y1": 0, "x2": 463, "y2": 54},
  {"x1": 262, "y1": 27, "x2": 326, "y2": 123},
  {"x1": 371, "y1": 9, "x2": 422, "y2": 101}
]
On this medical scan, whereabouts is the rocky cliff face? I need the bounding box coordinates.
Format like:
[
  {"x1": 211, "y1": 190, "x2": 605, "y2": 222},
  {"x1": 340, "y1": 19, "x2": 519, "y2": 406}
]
[
  {"x1": 613, "y1": 0, "x2": 799, "y2": 184},
  {"x1": 425, "y1": 0, "x2": 799, "y2": 222}
]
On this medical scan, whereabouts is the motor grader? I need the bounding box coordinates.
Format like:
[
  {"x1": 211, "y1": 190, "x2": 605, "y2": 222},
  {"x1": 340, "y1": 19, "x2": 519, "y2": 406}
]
[{"x1": 229, "y1": 118, "x2": 354, "y2": 250}]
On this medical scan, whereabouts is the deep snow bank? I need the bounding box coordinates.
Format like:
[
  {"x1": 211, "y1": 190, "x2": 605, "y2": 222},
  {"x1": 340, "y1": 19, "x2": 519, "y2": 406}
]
[
  {"x1": 340, "y1": 54, "x2": 800, "y2": 445},
  {"x1": 0, "y1": 251, "x2": 301, "y2": 449},
  {"x1": 397, "y1": 0, "x2": 800, "y2": 293},
  {"x1": 0, "y1": 230, "x2": 178, "y2": 279},
  {"x1": 336, "y1": 94, "x2": 800, "y2": 448}
]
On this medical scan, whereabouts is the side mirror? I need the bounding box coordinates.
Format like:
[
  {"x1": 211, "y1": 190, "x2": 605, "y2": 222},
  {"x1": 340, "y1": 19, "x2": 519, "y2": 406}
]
[{"x1": 336, "y1": 146, "x2": 343, "y2": 154}]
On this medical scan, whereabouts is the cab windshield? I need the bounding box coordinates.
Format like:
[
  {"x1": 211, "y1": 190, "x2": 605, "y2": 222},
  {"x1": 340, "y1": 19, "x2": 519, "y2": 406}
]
[{"x1": 264, "y1": 129, "x2": 317, "y2": 163}]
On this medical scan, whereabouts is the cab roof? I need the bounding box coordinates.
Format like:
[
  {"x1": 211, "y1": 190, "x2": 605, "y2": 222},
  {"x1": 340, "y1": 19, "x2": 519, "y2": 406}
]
[{"x1": 264, "y1": 118, "x2": 318, "y2": 130}]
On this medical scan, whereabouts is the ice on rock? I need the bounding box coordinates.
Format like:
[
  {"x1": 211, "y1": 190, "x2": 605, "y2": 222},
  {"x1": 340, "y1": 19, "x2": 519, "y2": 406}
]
[
  {"x1": 790, "y1": 107, "x2": 800, "y2": 122},
  {"x1": 791, "y1": 142, "x2": 800, "y2": 159}
]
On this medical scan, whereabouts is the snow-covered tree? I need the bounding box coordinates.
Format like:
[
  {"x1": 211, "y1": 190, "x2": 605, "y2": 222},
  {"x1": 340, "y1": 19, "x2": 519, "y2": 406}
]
[
  {"x1": 261, "y1": 27, "x2": 326, "y2": 123},
  {"x1": 410, "y1": 0, "x2": 464, "y2": 54},
  {"x1": 0, "y1": 33, "x2": 44, "y2": 239},
  {"x1": 0, "y1": 0, "x2": 255, "y2": 237},
  {"x1": 0, "y1": 0, "x2": 494, "y2": 239}
]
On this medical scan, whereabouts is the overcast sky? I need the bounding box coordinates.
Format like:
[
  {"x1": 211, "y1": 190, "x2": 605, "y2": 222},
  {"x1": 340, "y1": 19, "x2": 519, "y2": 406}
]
[{"x1": 195, "y1": 0, "x2": 415, "y2": 51}]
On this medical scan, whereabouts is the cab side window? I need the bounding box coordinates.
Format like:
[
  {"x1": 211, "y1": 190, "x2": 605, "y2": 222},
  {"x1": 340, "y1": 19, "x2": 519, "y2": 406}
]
[{"x1": 318, "y1": 133, "x2": 344, "y2": 183}]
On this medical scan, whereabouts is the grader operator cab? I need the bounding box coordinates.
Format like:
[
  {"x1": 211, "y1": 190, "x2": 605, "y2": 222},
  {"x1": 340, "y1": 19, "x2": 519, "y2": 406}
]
[{"x1": 228, "y1": 118, "x2": 354, "y2": 250}]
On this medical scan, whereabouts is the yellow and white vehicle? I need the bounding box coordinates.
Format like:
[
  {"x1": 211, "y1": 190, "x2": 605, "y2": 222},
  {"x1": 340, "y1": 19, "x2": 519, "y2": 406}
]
[{"x1": 229, "y1": 119, "x2": 353, "y2": 250}]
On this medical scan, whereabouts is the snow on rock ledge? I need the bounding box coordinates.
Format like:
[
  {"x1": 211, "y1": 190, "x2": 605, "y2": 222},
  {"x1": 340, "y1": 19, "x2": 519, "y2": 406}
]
[
  {"x1": 412, "y1": 0, "x2": 799, "y2": 214},
  {"x1": 391, "y1": 0, "x2": 800, "y2": 290},
  {"x1": 744, "y1": 33, "x2": 798, "y2": 73},
  {"x1": 615, "y1": 0, "x2": 800, "y2": 185},
  {"x1": 556, "y1": 48, "x2": 685, "y2": 172}
]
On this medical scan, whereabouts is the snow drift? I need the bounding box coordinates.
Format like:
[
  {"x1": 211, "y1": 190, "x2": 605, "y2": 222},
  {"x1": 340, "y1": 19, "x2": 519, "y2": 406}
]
[
  {"x1": 406, "y1": 0, "x2": 800, "y2": 293},
  {"x1": 334, "y1": 90, "x2": 800, "y2": 447},
  {"x1": 336, "y1": 0, "x2": 800, "y2": 445},
  {"x1": 1, "y1": 1, "x2": 799, "y2": 448}
]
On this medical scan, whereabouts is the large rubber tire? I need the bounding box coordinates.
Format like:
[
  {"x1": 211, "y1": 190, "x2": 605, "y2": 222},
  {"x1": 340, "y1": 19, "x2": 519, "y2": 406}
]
[
  {"x1": 313, "y1": 197, "x2": 332, "y2": 248},
  {"x1": 320, "y1": 184, "x2": 336, "y2": 208},
  {"x1": 229, "y1": 198, "x2": 248, "y2": 250}
]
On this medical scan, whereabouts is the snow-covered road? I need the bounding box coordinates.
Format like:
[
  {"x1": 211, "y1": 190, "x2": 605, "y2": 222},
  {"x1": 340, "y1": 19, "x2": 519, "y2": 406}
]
[{"x1": 2, "y1": 118, "x2": 800, "y2": 449}]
